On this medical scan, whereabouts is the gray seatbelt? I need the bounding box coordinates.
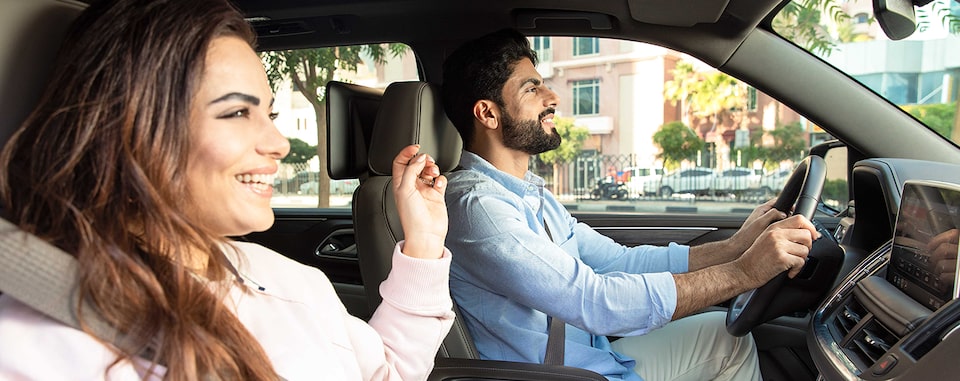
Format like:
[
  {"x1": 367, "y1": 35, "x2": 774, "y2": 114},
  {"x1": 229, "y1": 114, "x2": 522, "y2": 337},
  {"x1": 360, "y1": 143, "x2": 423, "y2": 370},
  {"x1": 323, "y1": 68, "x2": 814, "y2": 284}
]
[
  {"x1": 0, "y1": 217, "x2": 133, "y2": 352},
  {"x1": 544, "y1": 315, "x2": 566, "y2": 365},
  {"x1": 541, "y1": 218, "x2": 566, "y2": 366},
  {"x1": 0, "y1": 217, "x2": 287, "y2": 380}
]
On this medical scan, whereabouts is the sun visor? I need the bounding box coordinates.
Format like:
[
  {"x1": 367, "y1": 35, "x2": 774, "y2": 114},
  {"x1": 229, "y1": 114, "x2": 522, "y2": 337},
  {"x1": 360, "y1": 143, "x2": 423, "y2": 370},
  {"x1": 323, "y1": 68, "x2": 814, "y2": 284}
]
[{"x1": 627, "y1": 0, "x2": 730, "y2": 26}]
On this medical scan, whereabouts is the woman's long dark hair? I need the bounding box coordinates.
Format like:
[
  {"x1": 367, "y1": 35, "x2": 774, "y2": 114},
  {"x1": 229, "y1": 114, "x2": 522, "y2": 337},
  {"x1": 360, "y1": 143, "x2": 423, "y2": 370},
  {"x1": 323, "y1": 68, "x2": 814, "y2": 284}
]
[{"x1": 0, "y1": 0, "x2": 279, "y2": 379}]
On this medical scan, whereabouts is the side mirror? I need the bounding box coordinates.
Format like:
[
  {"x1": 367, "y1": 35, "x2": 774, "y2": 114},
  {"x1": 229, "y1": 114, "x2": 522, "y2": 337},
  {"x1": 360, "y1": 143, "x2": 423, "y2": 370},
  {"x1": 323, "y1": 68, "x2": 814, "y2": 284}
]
[{"x1": 874, "y1": 0, "x2": 917, "y2": 40}]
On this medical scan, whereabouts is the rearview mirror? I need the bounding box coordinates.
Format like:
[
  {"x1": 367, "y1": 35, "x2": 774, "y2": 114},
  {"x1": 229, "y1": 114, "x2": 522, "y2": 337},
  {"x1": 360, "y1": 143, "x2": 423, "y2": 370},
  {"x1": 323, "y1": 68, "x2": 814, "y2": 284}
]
[{"x1": 874, "y1": 0, "x2": 917, "y2": 40}]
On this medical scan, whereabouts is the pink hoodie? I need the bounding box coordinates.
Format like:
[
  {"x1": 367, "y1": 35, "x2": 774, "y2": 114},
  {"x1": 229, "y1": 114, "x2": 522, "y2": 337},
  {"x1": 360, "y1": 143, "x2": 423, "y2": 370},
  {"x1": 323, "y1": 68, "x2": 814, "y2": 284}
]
[{"x1": 0, "y1": 241, "x2": 454, "y2": 380}]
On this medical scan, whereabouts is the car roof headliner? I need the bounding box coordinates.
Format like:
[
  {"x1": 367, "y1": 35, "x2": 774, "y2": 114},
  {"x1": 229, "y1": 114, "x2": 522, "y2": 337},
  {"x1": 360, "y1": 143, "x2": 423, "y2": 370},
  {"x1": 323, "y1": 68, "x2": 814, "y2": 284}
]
[{"x1": 226, "y1": 0, "x2": 787, "y2": 69}]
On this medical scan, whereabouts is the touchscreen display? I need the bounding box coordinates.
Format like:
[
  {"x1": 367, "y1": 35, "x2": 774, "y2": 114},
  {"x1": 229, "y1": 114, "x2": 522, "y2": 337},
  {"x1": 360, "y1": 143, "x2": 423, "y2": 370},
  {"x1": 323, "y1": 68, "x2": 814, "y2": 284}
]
[{"x1": 888, "y1": 181, "x2": 960, "y2": 310}]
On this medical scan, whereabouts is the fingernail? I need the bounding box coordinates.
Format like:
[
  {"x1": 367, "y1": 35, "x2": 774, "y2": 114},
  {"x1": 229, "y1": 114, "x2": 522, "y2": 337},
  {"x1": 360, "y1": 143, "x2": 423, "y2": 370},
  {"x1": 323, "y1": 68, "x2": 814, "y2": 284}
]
[{"x1": 416, "y1": 153, "x2": 426, "y2": 162}]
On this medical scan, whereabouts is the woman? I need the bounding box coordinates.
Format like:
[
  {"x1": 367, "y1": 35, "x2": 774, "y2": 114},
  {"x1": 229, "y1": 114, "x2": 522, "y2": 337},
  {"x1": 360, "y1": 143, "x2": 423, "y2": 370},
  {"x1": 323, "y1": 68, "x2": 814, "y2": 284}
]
[{"x1": 0, "y1": 0, "x2": 453, "y2": 380}]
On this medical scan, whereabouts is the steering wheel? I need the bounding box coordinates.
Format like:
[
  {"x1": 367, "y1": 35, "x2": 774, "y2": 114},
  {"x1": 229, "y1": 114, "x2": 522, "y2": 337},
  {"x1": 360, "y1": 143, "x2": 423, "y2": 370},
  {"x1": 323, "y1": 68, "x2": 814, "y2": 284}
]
[{"x1": 726, "y1": 155, "x2": 827, "y2": 336}]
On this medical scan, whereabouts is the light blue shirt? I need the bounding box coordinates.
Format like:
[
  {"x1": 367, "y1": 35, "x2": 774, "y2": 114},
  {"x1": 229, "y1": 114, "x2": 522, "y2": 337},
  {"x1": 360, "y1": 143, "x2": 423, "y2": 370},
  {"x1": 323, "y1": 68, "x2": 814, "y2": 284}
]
[{"x1": 444, "y1": 151, "x2": 690, "y2": 381}]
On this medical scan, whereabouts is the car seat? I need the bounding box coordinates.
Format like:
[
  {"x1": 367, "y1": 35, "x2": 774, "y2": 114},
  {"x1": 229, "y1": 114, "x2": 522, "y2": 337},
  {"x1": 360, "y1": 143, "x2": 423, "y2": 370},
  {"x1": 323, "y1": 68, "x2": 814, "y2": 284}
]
[
  {"x1": 348, "y1": 81, "x2": 481, "y2": 359},
  {"x1": 346, "y1": 81, "x2": 607, "y2": 380},
  {"x1": 0, "y1": 0, "x2": 84, "y2": 147}
]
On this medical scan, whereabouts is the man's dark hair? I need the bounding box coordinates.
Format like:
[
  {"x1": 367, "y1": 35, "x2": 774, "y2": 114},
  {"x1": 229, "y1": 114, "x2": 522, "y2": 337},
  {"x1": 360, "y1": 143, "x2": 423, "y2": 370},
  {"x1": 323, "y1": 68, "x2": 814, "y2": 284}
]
[{"x1": 441, "y1": 28, "x2": 537, "y2": 149}]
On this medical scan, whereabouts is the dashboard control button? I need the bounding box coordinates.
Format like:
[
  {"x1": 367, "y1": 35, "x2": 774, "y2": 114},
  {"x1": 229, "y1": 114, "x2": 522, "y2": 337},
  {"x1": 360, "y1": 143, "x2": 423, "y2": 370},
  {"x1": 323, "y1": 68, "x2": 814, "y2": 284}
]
[{"x1": 873, "y1": 354, "x2": 897, "y2": 376}]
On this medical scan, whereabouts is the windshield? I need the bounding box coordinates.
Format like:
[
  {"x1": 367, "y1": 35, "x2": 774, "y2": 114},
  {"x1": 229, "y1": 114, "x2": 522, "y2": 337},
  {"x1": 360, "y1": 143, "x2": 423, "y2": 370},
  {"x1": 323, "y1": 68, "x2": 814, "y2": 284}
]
[{"x1": 772, "y1": 0, "x2": 959, "y2": 140}]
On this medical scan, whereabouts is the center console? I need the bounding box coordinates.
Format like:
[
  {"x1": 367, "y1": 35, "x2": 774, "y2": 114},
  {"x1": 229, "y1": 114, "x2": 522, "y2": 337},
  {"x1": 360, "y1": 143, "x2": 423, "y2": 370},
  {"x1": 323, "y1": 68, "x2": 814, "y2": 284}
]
[{"x1": 810, "y1": 180, "x2": 960, "y2": 380}]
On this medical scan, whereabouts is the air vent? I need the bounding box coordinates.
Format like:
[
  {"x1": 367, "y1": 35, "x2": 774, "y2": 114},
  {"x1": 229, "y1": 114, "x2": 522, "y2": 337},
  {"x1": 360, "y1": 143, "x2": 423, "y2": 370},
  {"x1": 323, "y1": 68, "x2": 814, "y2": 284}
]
[
  {"x1": 849, "y1": 319, "x2": 898, "y2": 365},
  {"x1": 836, "y1": 301, "x2": 866, "y2": 337},
  {"x1": 833, "y1": 296, "x2": 902, "y2": 369}
]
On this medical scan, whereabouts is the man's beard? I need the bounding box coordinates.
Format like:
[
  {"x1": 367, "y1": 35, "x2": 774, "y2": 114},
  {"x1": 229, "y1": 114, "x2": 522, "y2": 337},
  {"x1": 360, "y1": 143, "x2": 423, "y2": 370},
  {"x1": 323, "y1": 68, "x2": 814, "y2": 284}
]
[{"x1": 501, "y1": 107, "x2": 561, "y2": 155}]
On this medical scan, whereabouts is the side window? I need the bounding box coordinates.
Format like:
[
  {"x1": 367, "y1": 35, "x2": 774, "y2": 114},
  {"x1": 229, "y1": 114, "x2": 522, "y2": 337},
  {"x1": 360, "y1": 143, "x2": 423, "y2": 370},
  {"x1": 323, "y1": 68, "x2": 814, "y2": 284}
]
[
  {"x1": 530, "y1": 36, "x2": 847, "y2": 215},
  {"x1": 261, "y1": 43, "x2": 419, "y2": 209}
]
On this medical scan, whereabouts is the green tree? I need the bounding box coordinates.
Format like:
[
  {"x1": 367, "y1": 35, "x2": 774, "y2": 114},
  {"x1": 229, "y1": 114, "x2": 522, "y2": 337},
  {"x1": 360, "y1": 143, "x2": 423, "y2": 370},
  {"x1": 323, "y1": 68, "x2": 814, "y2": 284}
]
[
  {"x1": 663, "y1": 62, "x2": 698, "y2": 126},
  {"x1": 282, "y1": 137, "x2": 317, "y2": 164},
  {"x1": 823, "y1": 179, "x2": 850, "y2": 209},
  {"x1": 664, "y1": 59, "x2": 755, "y2": 171},
  {"x1": 732, "y1": 128, "x2": 768, "y2": 167},
  {"x1": 902, "y1": 102, "x2": 956, "y2": 138},
  {"x1": 773, "y1": 0, "x2": 850, "y2": 56},
  {"x1": 653, "y1": 121, "x2": 705, "y2": 171},
  {"x1": 836, "y1": 16, "x2": 874, "y2": 43},
  {"x1": 766, "y1": 122, "x2": 807, "y2": 166},
  {"x1": 261, "y1": 44, "x2": 406, "y2": 207},
  {"x1": 538, "y1": 116, "x2": 590, "y2": 196},
  {"x1": 776, "y1": 0, "x2": 957, "y2": 55},
  {"x1": 665, "y1": 62, "x2": 748, "y2": 131},
  {"x1": 776, "y1": 0, "x2": 960, "y2": 142}
]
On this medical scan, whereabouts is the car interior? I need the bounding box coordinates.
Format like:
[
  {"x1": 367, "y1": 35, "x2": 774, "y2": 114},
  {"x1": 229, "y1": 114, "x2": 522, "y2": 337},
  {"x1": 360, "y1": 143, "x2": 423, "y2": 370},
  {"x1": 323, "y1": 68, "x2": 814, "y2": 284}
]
[{"x1": 2, "y1": 0, "x2": 960, "y2": 380}]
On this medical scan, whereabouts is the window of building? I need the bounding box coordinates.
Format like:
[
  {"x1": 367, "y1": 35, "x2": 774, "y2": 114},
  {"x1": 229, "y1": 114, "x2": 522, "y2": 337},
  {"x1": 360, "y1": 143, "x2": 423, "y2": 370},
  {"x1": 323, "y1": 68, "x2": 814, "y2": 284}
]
[
  {"x1": 572, "y1": 79, "x2": 600, "y2": 115},
  {"x1": 531, "y1": 36, "x2": 552, "y2": 62},
  {"x1": 573, "y1": 37, "x2": 599, "y2": 56},
  {"x1": 747, "y1": 86, "x2": 758, "y2": 111}
]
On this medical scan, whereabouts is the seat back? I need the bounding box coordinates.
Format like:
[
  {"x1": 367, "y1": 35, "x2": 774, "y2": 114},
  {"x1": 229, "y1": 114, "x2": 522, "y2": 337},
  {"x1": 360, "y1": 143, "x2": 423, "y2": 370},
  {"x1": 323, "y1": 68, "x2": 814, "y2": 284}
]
[
  {"x1": 350, "y1": 81, "x2": 478, "y2": 358},
  {"x1": 0, "y1": 0, "x2": 85, "y2": 148}
]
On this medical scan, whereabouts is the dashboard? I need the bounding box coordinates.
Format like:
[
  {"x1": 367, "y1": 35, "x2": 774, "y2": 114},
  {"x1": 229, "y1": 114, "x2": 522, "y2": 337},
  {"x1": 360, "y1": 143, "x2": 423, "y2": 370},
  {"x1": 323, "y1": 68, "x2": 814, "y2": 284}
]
[{"x1": 810, "y1": 159, "x2": 960, "y2": 380}]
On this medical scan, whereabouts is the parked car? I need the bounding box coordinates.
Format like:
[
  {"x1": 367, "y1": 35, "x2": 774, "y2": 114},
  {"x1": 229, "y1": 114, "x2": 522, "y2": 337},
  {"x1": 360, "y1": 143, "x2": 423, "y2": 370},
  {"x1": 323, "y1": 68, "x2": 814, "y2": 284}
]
[
  {"x1": 624, "y1": 166, "x2": 663, "y2": 197},
  {"x1": 714, "y1": 167, "x2": 762, "y2": 196},
  {"x1": 657, "y1": 167, "x2": 717, "y2": 197},
  {"x1": 759, "y1": 168, "x2": 792, "y2": 196}
]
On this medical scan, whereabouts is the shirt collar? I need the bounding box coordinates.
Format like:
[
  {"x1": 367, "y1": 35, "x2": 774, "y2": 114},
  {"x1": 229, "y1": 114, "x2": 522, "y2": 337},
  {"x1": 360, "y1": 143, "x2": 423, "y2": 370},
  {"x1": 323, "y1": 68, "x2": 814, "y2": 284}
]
[{"x1": 458, "y1": 151, "x2": 546, "y2": 193}]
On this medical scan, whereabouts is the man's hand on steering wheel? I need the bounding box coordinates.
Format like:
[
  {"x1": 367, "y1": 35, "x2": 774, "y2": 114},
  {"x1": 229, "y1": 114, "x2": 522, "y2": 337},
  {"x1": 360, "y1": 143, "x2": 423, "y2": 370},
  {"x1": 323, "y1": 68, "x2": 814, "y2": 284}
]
[
  {"x1": 726, "y1": 198, "x2": 788, "y2": 257},
  {"x1": 732, "y1": 215, "x2": 820, "y2": 289},
  {"x1": 726, "y1": 155, "x2": 832, "y2": 336}
]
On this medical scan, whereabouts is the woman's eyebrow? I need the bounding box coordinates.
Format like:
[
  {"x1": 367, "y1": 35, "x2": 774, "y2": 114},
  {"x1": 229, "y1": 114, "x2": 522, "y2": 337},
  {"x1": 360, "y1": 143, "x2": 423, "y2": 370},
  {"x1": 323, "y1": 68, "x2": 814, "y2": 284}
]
[{"x1": 209, "y1": 92, "x2": 261, "y2": 106}]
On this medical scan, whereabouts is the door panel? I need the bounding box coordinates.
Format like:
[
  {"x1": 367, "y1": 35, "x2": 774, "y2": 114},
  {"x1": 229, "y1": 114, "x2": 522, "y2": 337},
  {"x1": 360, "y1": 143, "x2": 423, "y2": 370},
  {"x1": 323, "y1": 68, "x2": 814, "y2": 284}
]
[
  {"x1": 574, "y1": 212, "x2": 839, "y2": 247},
  {"x1": 572, "y1": 212, "x2": 743, "y2": 246}
]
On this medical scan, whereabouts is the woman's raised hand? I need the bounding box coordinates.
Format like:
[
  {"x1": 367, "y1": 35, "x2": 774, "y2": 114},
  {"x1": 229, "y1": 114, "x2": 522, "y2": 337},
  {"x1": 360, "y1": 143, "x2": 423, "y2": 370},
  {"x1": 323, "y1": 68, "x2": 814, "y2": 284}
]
[{"x1": 392, "y1": 144, "x2": 448, "y2": 259}]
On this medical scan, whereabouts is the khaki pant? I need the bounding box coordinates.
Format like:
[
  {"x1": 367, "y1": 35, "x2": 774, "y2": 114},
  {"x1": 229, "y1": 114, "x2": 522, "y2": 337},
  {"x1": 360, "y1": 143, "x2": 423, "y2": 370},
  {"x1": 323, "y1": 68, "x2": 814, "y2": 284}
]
[{"x1": 610, "y1": 311, "x2": 761, "y2": 381}]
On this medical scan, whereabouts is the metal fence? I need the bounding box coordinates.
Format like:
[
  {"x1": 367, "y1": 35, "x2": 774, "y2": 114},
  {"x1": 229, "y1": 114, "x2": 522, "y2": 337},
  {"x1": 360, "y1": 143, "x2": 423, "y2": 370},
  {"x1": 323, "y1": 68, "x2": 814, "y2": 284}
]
[{"x1": 531, "y1": 152, "x2": 779, "y2": 202}]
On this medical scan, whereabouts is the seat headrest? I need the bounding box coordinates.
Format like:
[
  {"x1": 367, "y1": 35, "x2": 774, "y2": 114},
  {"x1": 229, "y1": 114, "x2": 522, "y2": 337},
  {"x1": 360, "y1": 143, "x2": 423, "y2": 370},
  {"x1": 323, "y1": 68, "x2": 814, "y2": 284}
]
[
  {"x1": 367, "y1": 81, "x2": 462, "y2": 176},
  {"x1": 325, "y1": 81, "x2": 384, "y2": 180},
  {"x1": 0, "y1": 0, "x2": 85, "y2": 148}
]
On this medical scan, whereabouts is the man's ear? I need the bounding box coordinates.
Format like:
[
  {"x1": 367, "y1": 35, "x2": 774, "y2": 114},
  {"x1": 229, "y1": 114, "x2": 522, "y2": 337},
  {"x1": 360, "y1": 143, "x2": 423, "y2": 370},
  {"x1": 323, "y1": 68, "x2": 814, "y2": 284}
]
[{"x1": 472, "y1": 100, "x2": 500, "y2": 131}]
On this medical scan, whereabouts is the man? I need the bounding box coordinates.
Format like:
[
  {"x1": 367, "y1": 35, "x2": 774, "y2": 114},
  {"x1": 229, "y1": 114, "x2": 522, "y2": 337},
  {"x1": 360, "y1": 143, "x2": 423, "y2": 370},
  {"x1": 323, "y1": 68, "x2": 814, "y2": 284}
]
[{"x1": 440, "y1": 28, "x2": 819, "y2": 381}]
